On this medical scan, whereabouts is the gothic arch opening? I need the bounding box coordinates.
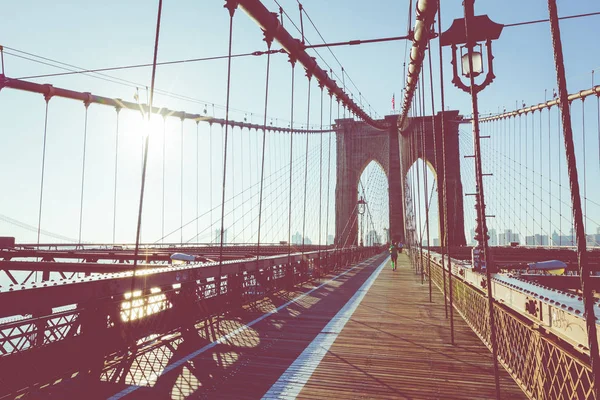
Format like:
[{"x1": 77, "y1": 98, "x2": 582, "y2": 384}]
[
  {"x1": 405, "y1": 158, "x2": 440, "y2": 247},
  {"x1": 356, "y1": 160, "x2": 389, "y2": 246}
]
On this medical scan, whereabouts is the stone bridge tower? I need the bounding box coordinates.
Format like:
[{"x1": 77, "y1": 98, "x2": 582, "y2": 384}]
[{"x1": 335, "y1": 112, "x2": 466, "y2": 247}]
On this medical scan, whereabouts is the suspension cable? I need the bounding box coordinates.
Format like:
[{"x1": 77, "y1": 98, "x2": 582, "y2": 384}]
[
  {"x1": 195, "y1": 121, "x2": 199, "y2": 244},
  {"x1": 131, "y1": 0, "x2": 163, "y2": 286},
  {"x1": 256, "y1": 41, "x2": 273, "y2": 264},
  {"x1": 287, "y1": 59, "x2": 296, "y2": 263},
  {"x1": 426, "y1": 44, "x2": 436, "y2": 302},
  {"x1": 37, "y1": 95, "x2": 52, "y2": 258},
  {"x1": 77, "y1": 102, "x2": 90, "y2": 244},
  {"x1": 301, "y1": 75, "x2": 312, "y2": 252},
  {"x1": 318, "y1": 84, "x2": 324, "y2": 267},
  {"x1": 419, "y1": 69, "x2": 428, "y2": 285},
  {"x1": 112, "y1": 107, "x2": 120, "y2": 244},
  {"x1": 548, "y1": 0, "x2": 599, "y2": 393},
  {"x1": 180, "y1": 117, "x2": 184, "y2": 244},
  {"x1": 325, "y1": 92, "x2": 333, "y2": 257},
  {"x1": 218, "y1": 3, "x2": 237, "y2": 275},
  {"x1": 437, "y1": 0, "x2": 454, "y2": 341}
]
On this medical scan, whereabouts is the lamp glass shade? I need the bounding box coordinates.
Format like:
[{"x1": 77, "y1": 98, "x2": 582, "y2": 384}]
[{"x1": 461, "y1": 50, "x2": 483, "y2": 78}]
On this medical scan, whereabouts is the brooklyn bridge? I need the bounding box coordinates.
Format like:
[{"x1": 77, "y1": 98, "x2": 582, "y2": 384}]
[{"x1": 0, "y1": 0, "x2": 599, "y2": 398}]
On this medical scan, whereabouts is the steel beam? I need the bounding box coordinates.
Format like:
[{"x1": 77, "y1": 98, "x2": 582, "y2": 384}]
[
  {"x1": 235, "y1": 0, "x2": 387, "y2": 131},
  {"x1": 398, "y1": 0, "x2": 438, "y2": 130},
  {"x1": 0, "y1": 74, "x2": 331, "y2": 134}
]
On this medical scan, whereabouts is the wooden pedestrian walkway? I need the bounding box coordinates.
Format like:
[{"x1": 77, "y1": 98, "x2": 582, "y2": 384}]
[
  {"x1": 39, "y1": 253, "x2": 526, "y2": 399},
  {"x1": 288, "y1": 253, "x2": 525, "y2": 399}
]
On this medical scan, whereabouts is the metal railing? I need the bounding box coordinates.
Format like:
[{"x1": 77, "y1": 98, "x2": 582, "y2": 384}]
[
  {"x1": 0, "y1": 246, "x2": 381, "y2": 397},
  {"x1": 426, "y1": 254, "x2": 595, "y2": 399}
]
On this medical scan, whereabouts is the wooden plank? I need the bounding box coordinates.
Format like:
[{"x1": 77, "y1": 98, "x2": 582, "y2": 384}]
[
  {"x1": 297, "y1": 253, "x2": 525, "y2": 399},
  {"x1": 32, "y1": 254, "x2": 526, "y2": 399}
]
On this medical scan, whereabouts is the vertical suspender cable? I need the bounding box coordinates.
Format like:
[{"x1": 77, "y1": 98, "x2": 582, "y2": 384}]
[
  {"x1": 548, "y1": 1, "x2": 599, "y2": 394},
  {"x1": 196, "y1": 121, "x2": 199, "y2": 245},
  {"x1": 415, "y1": 88, "x2": 423, "y2": 275},
  {"x1": 437, "y1": 0, "x2": 453, "y2": 331},
  {"x1": 210, "y1": 123, "x2": 213, "y2": 242},
  {"x1": 532, "y1": 113, "x2": 536, "y2": 239},
  {"x1": 113, "y1": 107, "x2": 120, "y2": 244},
  {"x1": 558, "y1": 108, "x2": 562, "y2": 244},
  {"x1": 77, "y1": 103, "x2": 90, "y2": 244},
  {"x1": 180, "y1": 118, "x2": 184, "y2": 244},
  {"x1": 162, "y1": 116, "x2": 166, "y2": 243},
  {"x1": 232, "y1": 125, "x2": 236, "y2": 242},
  {"x1": 540, "y1": 110, "x2": 543, "y2": 239},
  {"x1": 525, "y1": 111, "x2": 528, "y2": 240},
  {"x1": 256, "y1": 40, "x2": 272, "y2": 265},
  {"x1": 241, "y1": 125, "x2": 245, "y2": 243},
  {"x1": 427, "y1": 45, "x2": 437, "y2": 303},
  {"x1": 582, "y1": 100, "x2": 587, "y2": 226},
  {"x1": 512, "y1": 115, "x2": 516, "y2": 239},
  {"x1": 596, "y1": 71, "x2": 600, "y2": 174},
  {"x1": 548, "y1": 108, "x2": 552, "y2": 244},
  {"x1": 287, "y1": 60, "x2": 296, "y2": 264},
  {"x1": 37, "y1": 95, "x2": 52, "y2": 262},
  {"x1": 318, "y1": 84, "x2": 324, "y2": 269},
  {"x1": 218, "y1": 3, "x2": 236, "y2": 273},
  {"x1": 0, "y1": 45, "x2": 4, "y2": 75},
  {"x1": 412, "y1": 118, "x2": 419, "y2": 271},
  {"x1": 419, "y1": 73, "x2": 428, "y2": 284},
  {"x1": 519, "y1": 114, "x2": 523, "y2": 240},
  {"x1": 301, "y1": 76, "x2": 312, "y2": 252},
  {"x1": 325, "y1": 92, "x2": 333, "y2": 265},
  {"x1": 132, "y1": 0, "x2": 163, "y2": 279}
]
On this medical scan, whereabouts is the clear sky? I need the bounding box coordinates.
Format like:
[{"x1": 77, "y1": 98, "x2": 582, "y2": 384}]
[{"x1": 0, "y1": 0, "x2": 599, "y2": 245}]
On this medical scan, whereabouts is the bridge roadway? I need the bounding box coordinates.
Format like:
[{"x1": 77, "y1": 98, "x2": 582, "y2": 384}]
[{"x1": 23, "y1": 253, "x2": 524, "y2": 399}]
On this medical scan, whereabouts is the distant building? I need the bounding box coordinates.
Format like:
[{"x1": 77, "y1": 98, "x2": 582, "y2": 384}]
[
  {"x1": 365, "y1": 230, "x2": 381, "y2": 246},
  {"x1": 469, "y1": 228, "x2": 476, "y2": 246},
  {"x1": 489, "y1": 229, "x2": 498, "y2": 246},
  {"x1": 526, "y1": 234, "x2": 549, "y2": 246},
  {"x1": 552, "y1": 230, "x2": 575, "y2": 246},
  {"x1": 433, "y1": 238, "x2": 440, "y2": 246},
  {"x1": 214, "y1": 229, "x2": 227, "y2": 244},
  {"x1": 499, "y1": 229, "x2": 519, "y2": 246},
  {"x1": 327, "y1": 234, "x2": 334, "y2": 245},
  {"x1": 292, "y1": 231, "x2": 302, "y2": 245}
]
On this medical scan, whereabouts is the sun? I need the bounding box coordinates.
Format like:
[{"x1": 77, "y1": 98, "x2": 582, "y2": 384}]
[{"x1": 138, "y1": 112, "x2": 164, "y2": 139}]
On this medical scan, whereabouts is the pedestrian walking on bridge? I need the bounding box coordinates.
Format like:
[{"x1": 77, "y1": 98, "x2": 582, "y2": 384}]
[{"x1": 389, "y1": 241, "x2": 399, "y2": 271}]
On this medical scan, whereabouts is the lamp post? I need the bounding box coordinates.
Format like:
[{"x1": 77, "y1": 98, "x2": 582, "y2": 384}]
[
  {"x1": 357, "y1": 196, "x2": 366, "y2": 247},
  {"x1": 441, "y1": 2, "x2": 503, "y2": 399},
  {"x1": 441, "y1": 0, "x2": 502, "y2": 272}
]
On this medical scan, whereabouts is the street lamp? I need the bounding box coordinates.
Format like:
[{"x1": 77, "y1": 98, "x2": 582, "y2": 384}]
[
  {"x1": 357, "y1": 196, "x2": 366, "y2": 247},
  {"x1": 442, "y1": 3, "x2": 503, "y2": 397},
  {"x1": 441, "y1": 7, "x2": 503, "y2": 95},
  {"x1": 441, "y1": 0, "x2": 502, "y2": 272}
]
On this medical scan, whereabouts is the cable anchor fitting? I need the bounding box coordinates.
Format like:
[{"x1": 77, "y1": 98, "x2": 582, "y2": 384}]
[
  {"x1": 223, "y1": 0, "x2": 238, "y2": 17},
  {"x1": 83, "y1": 92, "x2": 93, "y2": 109},
  {"x1": 43, "y1": 84, "x2": 55, "y2": 103}
]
